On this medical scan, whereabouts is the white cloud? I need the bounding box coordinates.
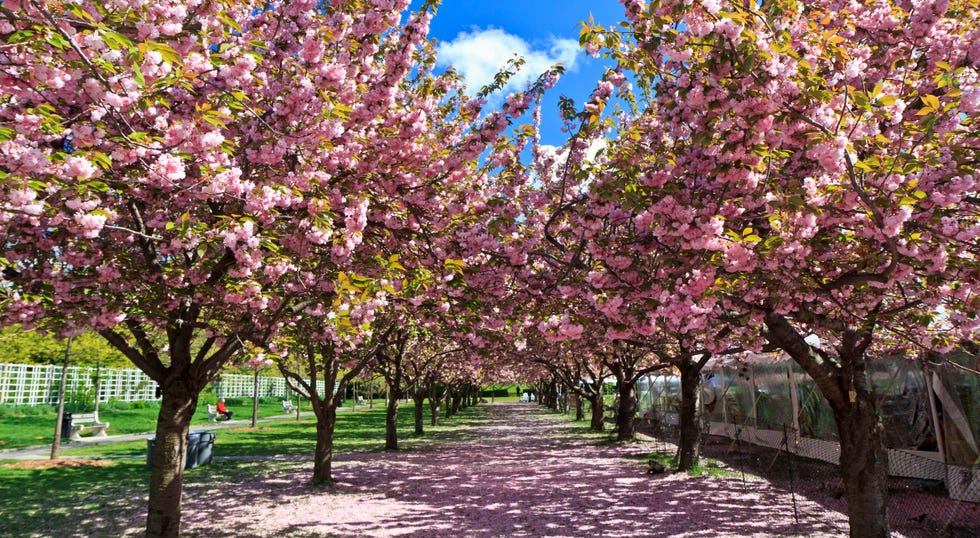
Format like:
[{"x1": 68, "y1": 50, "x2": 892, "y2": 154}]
[{"x1": 436, "y1": 28, "x2": 580, "y2": 96}]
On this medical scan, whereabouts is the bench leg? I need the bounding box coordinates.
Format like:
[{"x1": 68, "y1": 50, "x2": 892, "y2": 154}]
[{"x1": 69, "y1": 428, "x2": 83, "y2": 442}]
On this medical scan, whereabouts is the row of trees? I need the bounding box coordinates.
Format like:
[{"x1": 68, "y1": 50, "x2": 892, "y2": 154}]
[
  {"x1": 0, "y1": 0, "x2": 545, "y2": 535},
  {"x1": 500, "y1": 3, "x2": 978, "y2": 538},
  {"x1": 1, "y1": 1, "x2": 976, "y2": 537}
]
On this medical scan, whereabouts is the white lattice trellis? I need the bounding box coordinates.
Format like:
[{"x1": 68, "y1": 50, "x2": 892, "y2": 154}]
[{"x1": 0, "y1": 363, "x2": 302, "y2": 406}]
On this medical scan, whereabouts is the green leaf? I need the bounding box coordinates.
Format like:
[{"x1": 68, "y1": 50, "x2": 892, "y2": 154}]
[
  {"x1": 8, "y1": 30, "x2": 36, "y2": 45},
  {"x1": 46, "y1": 32, "x2": 71, "y2": 50},
  {"x1": 219, "y1": 12, "x2": 243, "y2": 34},
  {"x1": 851, "y1": 90, "x2": 871, "y2": 110},
  {"x1": 86, "y1": 181, "x2": 110, "y2": 192},
  {"x1": 101, "y1": 30, "x2": 133, "y2": 51},
  {"x1": 146, "y1": 42, "x2": 181, "y2": 65},
  {"x1": 89, "y1": 152, "x2": 112, "y2": 170},
  {"x1": 131, "y1": 62, "x2": 146, "y2": 88}
]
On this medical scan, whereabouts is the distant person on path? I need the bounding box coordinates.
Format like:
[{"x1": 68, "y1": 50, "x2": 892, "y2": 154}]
[{"x1": 216, "y1": 398, "x2": 232, "y2": 421}]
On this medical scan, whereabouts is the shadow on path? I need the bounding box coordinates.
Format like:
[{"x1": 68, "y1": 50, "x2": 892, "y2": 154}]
[{"x1": 181, "y1": 403, "x2": 850, "y2": 537}]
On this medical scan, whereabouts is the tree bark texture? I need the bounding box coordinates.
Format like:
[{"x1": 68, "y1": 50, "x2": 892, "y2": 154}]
[
  {"x1": 385, "y1": 388, "x2": 400, "y2": 450},
  {"x1": 765, "y1": 312, "x2": 889, "y2": 537},
  {"x1": 676, "y1": 361, "x2": 703, "y2": 472},
  {"x1": 615, "y1": 381, "x2": 637, "y2": 441},
  {"x1": 311, "y1": 405, "x2": 337, "y2": 484},
  {"x1": 589, "y1": 394, "x2": 604, "y2": 431},
  {"x1": 145, "y1": 383, "x2": 197, "y2": 538},
  {"x1": 413, "y1": 388, "x2": 425, "y2": 435},
  {"x1": 429, "y1": 384, "x2": 442, "y2": 426},
  {"x1": 834, "y1": 391, "x2": 890, "y2": 538}
]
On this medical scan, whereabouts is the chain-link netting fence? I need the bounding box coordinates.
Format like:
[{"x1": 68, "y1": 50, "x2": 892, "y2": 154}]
[
  {"x1": 635, "y1": 353, "x2": 980, "y2": 537},
  {"x1": 638, "y1": 420, "x2": 980, "y2": 537}
]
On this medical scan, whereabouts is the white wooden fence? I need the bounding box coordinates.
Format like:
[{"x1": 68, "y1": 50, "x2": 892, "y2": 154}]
[{"x1": 0, "y1": 363, "x2": 323, "y2": 406}]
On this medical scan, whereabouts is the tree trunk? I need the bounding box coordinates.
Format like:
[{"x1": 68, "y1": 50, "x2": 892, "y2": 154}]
[
  {"x1": 429, "y1": 384, "x2": 441, "y2": 426},
  {"x1": 146, "y1": 383, "x2": 197, "y2": 538},
  {"x1": 311, "y1": 404, "x2": 337, "y2": 484},
  {"x1": 676, "y1": 361, "x2": 703, "y2": 471},
  {"x1": 573, "y1": 393, "x2": 583, "y2": 421},
  {"x1": 544, "y1": 381, "x2": 556, "y2": 409},
  {"x1": 93, "y1": 361, "x2": 101, "y2": 416},
  {"x1": 413, "y1": 389, "x2": 425, "y2": 435},
  {"x1": 588, "y1": 394, "x2": 604, "y2": 431},
  {"x1": 615, "y1": 381, "x2": 636, "y2": 441},
  {"x1": 385, "y1": 388, "x2": 399, "y2": 450},
  {"x1": 764, "y1": 313, "x2": 889, "y2": 537},
  {"x1": 51, "y1": 337, "x2": 72, "y2": 460},
  {"x1": 446, "y1": 390, "x2": 461, "y2": 418},
  {"x1": 251, "y1": 367, "x2": 259, "y2": 428},
  {"x1": 834, "y1": 391, "x2": 889, "y2": 537}
]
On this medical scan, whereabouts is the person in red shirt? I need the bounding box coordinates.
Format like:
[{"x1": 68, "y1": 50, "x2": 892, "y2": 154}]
[{"x1": 216, "y1": 398, "x2": 232, "y2": 421}]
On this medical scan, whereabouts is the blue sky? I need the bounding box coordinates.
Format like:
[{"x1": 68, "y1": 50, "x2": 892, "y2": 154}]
[{"x1": 409, "y1": 0, "x2": 627, "y2": 145}]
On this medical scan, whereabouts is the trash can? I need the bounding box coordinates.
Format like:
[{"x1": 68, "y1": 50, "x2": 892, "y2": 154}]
[
  {"x1": 146, "y1": 437, "x2": 155, "y2": 467},
  {"x1": 146, "y1": 432, "x2": 206, "y2": 469},
  {"x1": 60, "y1": 412, "x2": 73, "y2": 440},
  {"x1": 185, "y1": 432, "x2": 201, "y2": 469},
  {"x1": 196, "y1": 431, "x2": 215, "y2": 466}
]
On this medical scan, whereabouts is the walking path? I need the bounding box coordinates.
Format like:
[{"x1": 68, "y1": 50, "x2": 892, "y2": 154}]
[{"x1": 176, "y1": 402, "x2": 849, "y2": 537}]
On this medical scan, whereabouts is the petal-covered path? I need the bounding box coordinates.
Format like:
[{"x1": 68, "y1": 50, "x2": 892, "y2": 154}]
[{"x1": 179, "y1": 403, "x2": 849, "y2": 537}]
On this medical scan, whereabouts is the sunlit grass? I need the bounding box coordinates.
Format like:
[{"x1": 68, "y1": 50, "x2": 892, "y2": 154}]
[{"x1": 0, "y1": 398, "x2": 293, "y2": 450}]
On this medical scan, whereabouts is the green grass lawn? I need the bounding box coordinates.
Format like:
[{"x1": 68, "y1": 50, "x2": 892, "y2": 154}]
[
  {"x1": 55, "y1": 406, "x2": 410, "y2": 459},
  {"x1": 0, "y1": 398, "x2": 299, "y2": 450}
]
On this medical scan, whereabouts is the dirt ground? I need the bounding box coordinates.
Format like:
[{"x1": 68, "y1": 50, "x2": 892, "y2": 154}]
[{"x1": 3, "y1": 458, "x2": 112, "y2": 470}]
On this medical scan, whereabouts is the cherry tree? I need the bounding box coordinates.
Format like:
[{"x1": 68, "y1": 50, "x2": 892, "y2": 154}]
[
  {"x1": 403, "y1": 335, "x2": 461, "y2": 434},
  {"x1": 0, "y1": 0, "x2": 500, "y2": 534},
  {"x1": 273, "y1": 270, "x2": 395, "y2": 484},
  {"x1": 582, "y1": 0, "x2": 979, "y2": 535}
]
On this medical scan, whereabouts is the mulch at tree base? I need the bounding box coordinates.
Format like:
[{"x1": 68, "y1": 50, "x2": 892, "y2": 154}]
[{"x1": 4, "y1": 458, "x2": 113, "y2": 469}]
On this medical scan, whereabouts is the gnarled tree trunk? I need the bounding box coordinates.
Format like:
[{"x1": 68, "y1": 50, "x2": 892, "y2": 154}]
[{"x1": 765, "y1": 313, "x2": 889, "y2": 537}]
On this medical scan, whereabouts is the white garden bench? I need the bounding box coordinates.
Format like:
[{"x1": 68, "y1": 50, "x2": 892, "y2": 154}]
[
  {"x1": 206, "y1": 404, "x2": 218, "y2": 422},
  {"x1": 281, "y1": 400, "x2": 295, "y2": 413},
  {"x1": 69, "y1": 412, "x2": 109, "y2": 441}
]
